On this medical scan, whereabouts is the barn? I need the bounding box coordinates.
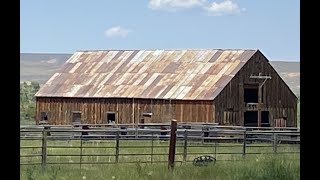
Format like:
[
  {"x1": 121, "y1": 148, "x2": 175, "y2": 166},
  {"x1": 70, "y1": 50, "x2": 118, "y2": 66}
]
[{"x1": 35, "y1": 49, "x2": 297, "y2": 127}]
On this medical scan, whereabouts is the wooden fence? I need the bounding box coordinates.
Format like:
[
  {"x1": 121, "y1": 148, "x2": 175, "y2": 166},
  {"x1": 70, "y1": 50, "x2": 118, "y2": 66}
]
[{"x1": 20, "y1": 123, "x2": 300, "y2": 169}]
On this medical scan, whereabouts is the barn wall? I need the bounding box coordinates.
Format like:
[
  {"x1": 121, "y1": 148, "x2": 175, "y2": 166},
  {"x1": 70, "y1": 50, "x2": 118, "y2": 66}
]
[
  {"x1": 214, "y1": 51, "x2": 297, "y2": 127},
  {"x1": 36, "y1": 98, "x2": 214, "y2": 125}
]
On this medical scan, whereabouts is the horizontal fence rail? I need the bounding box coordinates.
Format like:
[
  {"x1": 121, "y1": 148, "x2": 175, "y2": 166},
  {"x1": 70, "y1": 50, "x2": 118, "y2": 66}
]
[{"x1": 20, "y1": 124, "x2": 300, "y2": 169}]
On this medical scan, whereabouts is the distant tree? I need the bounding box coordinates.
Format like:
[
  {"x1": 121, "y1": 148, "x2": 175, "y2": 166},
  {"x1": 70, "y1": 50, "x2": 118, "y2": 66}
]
[{"x1": 20, "y1": 81, "x2": 40, "y2": 123}]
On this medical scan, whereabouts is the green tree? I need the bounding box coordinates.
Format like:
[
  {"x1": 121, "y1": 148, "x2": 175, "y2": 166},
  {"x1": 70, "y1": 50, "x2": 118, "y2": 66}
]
[{"x1": 20, "y1": 81, "x2": 40, "y2": 124}]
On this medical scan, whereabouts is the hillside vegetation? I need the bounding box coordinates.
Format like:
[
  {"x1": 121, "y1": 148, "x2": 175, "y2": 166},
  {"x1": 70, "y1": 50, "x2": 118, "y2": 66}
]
[{"x1": 20, "y1": 81, "x2": 39, "y2": 125}]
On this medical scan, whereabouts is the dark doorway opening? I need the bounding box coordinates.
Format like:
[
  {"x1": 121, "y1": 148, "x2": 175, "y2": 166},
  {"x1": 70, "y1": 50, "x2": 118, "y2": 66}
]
[
  {"x1": 244, "y1": 88, "x2": 258, "y2": 103},
  {"x1": 261, "y1": 111, "x2": 270, "y2": 127},
  {"x1": 40, "y1": 112, "x2": 49, "y2": 125},
  {"x1": 106, "y1": 112, "x2": 116, "y2": 124},
  {"x1": 41, "y1": 112, "x2": 49, "y2": 121},
  {"x1": 72, "y1": 112, "x2": 81, "y2": 124},
  {"x1": 244, "y1": 111, "x2": 258, "y2": 127}
]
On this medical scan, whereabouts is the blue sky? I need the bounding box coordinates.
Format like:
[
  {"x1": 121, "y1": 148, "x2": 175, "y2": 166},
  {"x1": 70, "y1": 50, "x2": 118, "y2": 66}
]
[{"x1": 20, "y1": 0, "x2": 300, "y2": 61}]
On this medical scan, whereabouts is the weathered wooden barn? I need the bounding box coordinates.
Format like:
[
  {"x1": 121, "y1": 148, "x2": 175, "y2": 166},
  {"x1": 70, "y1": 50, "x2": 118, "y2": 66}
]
[{"x1": 35, "y1": 49, "x2": 297, "y2": 127}]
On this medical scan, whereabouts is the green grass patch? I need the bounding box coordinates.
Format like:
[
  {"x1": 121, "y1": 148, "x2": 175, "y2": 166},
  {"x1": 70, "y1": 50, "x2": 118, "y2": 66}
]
[{"x1": 21, "y1": 139, "x2": 299, "y2": 180}]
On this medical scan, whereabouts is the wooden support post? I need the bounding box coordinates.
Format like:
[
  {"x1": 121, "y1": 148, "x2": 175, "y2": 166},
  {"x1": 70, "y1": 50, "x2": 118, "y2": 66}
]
[
  {"x1": 41, "y1": 129, "x2": 47, "y2": 171},
  {"x1": 183, "y1": 130, "x2": 188, "y2": 164},
  {"x1": 115, "y1": 131, "x2": 120, "y2": 163},
  {"x1": 273, "y1": 133, "x2": 278, "y2": 154},
  {"x1": 258, "y1": 86, "x2": 262, "y2": 127},
  {"x1": 80, "y1": 133, "x2": 83, "y2": 170},
  {"x1": 151, "y1": 132, "x2": 154, "y2": 164},
  {"x1": 243, "y1": 130, "x2": 246, "y2": 157},
  {"x1": 168, "y1": 119, "x2": 177, "y2": 170}
]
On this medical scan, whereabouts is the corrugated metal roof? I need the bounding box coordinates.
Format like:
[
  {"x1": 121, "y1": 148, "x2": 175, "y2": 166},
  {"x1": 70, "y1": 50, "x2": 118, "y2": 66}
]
[{"x1": 35, "y1": 49, "x2": 258, "y2": 100}]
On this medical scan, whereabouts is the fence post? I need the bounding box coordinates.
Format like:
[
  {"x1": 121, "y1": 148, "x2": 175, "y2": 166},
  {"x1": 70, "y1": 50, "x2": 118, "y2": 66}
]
[
  {"x1": 80, "y1": 133, "x2": 83, "y2": 170},
  {"x1": 183, "y1": 130, "x2": 188, "y2": 164},
  {"x1": 242, "y1": 130, "x2": 246, "y2": 157},
  {"x1": 151, "y1": 132, "x2": 154, "y2": 164},
  {"x1": 115, "y1": 131, "x2": 120, "y2": 163},
  {"x1": 201, "y1": 127, "x2": 204, "y2": 144},
  {"x1": 273, "y1": 133, "x2": 278, "y2": 154},
  {"x1": 168, "y1": 119, "x2": 177, "y2": 170},
  {"x1": 41, "y1": 128, "x2": 47, "y2": 171}
]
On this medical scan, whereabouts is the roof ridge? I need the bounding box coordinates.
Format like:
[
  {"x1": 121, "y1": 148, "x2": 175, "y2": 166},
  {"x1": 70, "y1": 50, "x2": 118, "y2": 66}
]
[{"x1": 76, "y1": 49, "x2": 258, "y2": 52}]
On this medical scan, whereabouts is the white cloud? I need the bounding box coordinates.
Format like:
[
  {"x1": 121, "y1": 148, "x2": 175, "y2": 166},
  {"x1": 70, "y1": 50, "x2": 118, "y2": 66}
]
[
  {"x1": 148, "y1": 0, "x2": 245, "y2": 16},
  {"x1": 148, "y1": 0, "x2": 206, "y2": 10},
  {"x1": 104, "y1": 26, "x2": 130, "y2": 38},
  {"x1": 205, "y1": 0, "x2": 245, "y2": 16}
]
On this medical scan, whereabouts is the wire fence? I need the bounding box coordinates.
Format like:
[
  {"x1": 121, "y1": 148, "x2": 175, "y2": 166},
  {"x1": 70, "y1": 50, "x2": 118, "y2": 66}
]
[{"x1": 20, "y1": 124, "x2": 300, "y2": 169}]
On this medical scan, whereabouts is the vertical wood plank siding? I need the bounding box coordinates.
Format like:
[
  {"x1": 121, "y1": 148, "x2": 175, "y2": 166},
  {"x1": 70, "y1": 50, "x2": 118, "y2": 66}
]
[
  {"x1": 213, "y1": 51, "x2": 297, "y2": 127},
  {"x1": 36, "y1": 98, "x2": 214, "y2": 125}
]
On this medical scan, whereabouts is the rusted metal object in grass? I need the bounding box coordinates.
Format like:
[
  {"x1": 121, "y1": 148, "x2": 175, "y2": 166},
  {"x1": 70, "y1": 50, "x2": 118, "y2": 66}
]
[{"x1": 193, "y1": 155, "x2": 216, "y2": 166}]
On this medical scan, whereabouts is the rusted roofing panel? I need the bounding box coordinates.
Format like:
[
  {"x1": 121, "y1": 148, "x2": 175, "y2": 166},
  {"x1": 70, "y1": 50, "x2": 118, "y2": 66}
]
[
  {"x1": 149, "y1": 85, "x2": 168, "y2": 99},
  {"x1": 173, "y1": 50, "x2": 187, "y2": 62},
  {"x1": 238, "y1": 50, "x2": 256, "y2": 62},
  {"x1": 180, "y1": 74, "x2": 197, "y2": 86},
  {"x1": 224, "y1": 60, "x2": 241, "y2": 75},
  {"x1": 198, "y1": 63, "x2": 213, "y2": 75},
  {"x1": 188, "y1": 86, "x2": 207, "y2": 100},
  {"x1": 63, "y1": 73, "x2": 77, "y2": 85},
  {"x1": 176, "y1": 86, "x2": 193, "y2": 99},
  {"x1": 187, "y1": 74, "x2": 209, "y2": 87},
  {"x1": 104, "y1": 73, "x2": 121, "y2": 85},
  {"x1": 93, "y1": 51, "x2": 108, "y2": 63},
  {"x1": 162, "y1": 62, "x2": 181, "y2": 73},
  {"x1": 98, "y1": 73, "x2": 114, "y2": 86},
  {"x1": 208, "y1": 50, "x2": 223, "y2": 62},
  {"x1": 49, "y1": 84, "x2": 64, "y2": 97},
  {"x1": 127, "y1": 85, "x2": 146, "y2": 97},
  {"x1": 138, "y1": 73, "x2": 153, "y2": 85},
  {"x1": 89, "y1": 62, "x2": 105, "y2": 74},
  {"x1": 169, "y1": 86, "x2": 189, "y2": 99},
  {"x1": 230, "y1": 61, "x2": 247, "y2": 75},
  {"x1": 160, "y1": 50, "x2": 174, "y2": 61},
  {"x1": 205, "y1": 75, "x2": 220, "y2": 88},
  {"x1": 92, "y1": 85, "x2": 105, "y2": 97},
  {"x1": 84, "y1": 63, "x2": 98, "y2": 74},
  {"x1": 75, "y1": 53, "x2": 89, "y2": 63},
  {"x1": 73, "y1": 85, "x2": 92, "y2": 97},
  {"x1": 101, "y1": 51, "x2": 121, "y2": 63},
  {"x1": 205, "y1": 62, "x2": 226, "y2": 75},
  {"x1": 36, "y1": 49, "x2": 258, "y2": 100},
  {"x1": 216, "y1": 63, "x2": 234, "y2": 78},
  {"x1": 195, "y1": 86, "x2": 212, "y2": 100},
  {"x1": 209, "y1": 87, "x2": 224, "y2": 99},
  {"x1": 202, "y1": 86, "x2": 218, "y2": 100},
  {"x1": 104, "y1": 85, "x2": 120, "y2": 97},
  {"x1": 66, "y1": 52, "x2": 82, "y2": 63},
  {"x1": 215, "y1": 75, "x2": 231, "y2": 88},
  {"x1": 156, "y1": 85, "x2": 174, "y2": 99},
  {"x1": 179, "y1": 51, "x2": 196, "y2": 63},
  {"x1": 175, "y1": 62, "x2": 191, "y2": 74},
  {"x1": 74, "y1": 63, "x2": 89, "y2": 73}
]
